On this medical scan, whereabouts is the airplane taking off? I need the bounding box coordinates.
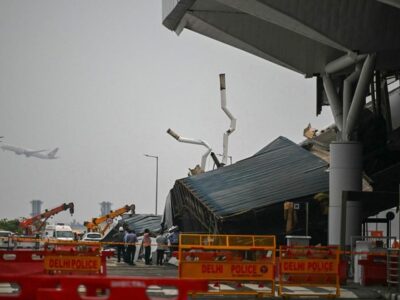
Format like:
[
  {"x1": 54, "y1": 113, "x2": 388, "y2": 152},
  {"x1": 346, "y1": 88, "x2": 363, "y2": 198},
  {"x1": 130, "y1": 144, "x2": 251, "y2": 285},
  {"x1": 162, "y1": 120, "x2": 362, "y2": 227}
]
[{"x1": 1, "y1": 144, "x2": 59, "y2": 159}]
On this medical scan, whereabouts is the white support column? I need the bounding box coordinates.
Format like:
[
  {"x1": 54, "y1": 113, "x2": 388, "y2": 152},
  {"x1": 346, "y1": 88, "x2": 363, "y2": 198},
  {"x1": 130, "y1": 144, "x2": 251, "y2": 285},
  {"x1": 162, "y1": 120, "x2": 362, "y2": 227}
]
[
  {"x1": 322, "y1": 75, "x2": 343, "y2": 132},
  {"x1": 324, "y1": 53, "x2": 374, "y2": 246},
  {"x1": 329, "y1": 142, "x2": 362, "y2": 245},
  {"x1": 342, "y1": 66, "x2": 361, "y2": 141},
  {"x1": 219, "y1": 74, "x2": 236, "y2": 166},
  {"x1": 167, "y1": 128, "x2": 212, "y2": 172},
  {"x1": 345, "y1": 54, "x2": 376, "y2": 137}
]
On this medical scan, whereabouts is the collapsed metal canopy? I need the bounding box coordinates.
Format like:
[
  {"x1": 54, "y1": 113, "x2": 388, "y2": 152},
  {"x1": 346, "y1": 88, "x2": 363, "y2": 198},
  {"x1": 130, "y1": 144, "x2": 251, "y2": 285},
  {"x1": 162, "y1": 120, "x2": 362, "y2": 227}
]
[
  {"x1": 180, "y1": 136, "x2": 329, "y2": 217},
  {"x1": 166, "y1": 137, "x2": 329, "y2": 242},
  {"x1": 163, "y1": 0, "x2": 400, "y2": 76},
  {"x1": 102, "y1": 214, "x2": 162, "y2": 242}
]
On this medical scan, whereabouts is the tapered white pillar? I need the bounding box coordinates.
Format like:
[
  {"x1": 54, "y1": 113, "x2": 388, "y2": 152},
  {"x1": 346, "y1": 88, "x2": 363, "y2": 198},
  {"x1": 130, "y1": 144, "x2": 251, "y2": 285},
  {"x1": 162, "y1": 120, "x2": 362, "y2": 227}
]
[{"x1": 329, "y1": 142, "x2": 362, "y2": 245}]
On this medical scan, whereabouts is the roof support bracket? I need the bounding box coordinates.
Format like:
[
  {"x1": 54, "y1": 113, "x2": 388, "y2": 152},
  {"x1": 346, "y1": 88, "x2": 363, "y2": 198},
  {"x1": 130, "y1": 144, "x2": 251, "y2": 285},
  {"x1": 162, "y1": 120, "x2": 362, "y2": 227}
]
[{"x1": 323, "y1": 53, "x2": 375, "y2": 139}]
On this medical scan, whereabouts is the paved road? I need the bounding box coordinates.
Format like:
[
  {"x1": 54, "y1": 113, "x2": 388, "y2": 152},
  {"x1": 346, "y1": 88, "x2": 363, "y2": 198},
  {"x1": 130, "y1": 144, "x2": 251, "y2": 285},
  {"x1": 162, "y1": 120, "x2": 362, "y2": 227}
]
[{"x1": 107, "y1": 257, "x2": 178, "y2": 277}]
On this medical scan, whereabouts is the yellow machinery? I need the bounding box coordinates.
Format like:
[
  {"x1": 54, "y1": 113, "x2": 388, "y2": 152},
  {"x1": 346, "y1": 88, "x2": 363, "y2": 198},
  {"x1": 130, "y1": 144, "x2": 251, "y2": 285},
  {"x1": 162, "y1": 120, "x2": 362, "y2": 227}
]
[{"x1": 84, "y1": 204, "x2": 135, "y2": 234}]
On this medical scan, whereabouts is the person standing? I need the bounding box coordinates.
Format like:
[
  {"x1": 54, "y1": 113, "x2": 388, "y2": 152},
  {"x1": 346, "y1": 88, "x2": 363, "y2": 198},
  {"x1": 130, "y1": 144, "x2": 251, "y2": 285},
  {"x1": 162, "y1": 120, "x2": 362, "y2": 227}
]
[
  {"x1": 156, "y1": 232, "x2": 168, "y2": 265},
  {"x1": 112, "y1": 227, "x2": 125, "y2": 263},
  {"x1": 124, "y1": 229, "x2": 138, "y2": 265},
  {"x1": 123, "y1": 228, "x2": 129, "y2": 263},
  {"x1": 143, "y1": 229, "x2": 152, "y2": 265},
  {"x1": 168, "y1": 227, "x2": 180, "y2": 257}
]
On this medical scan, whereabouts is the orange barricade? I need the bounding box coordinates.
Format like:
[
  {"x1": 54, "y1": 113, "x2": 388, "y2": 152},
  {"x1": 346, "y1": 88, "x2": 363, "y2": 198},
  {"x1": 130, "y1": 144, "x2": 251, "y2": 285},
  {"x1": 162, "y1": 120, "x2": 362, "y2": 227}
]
[
  {"x1": 0, "y1": 274, "x2": 208, "y2": 300},
  {"x1": 179, "y1": 234, "x2": 276, "y2": 297},
  {"x1": 43, "y1": 250, "x2": 104, "y2": 275},
  {"x1": 0, "y1": 247, "x2": 111, "y2": 276},
  {"x1": 43, "y1": 241, "x2": 111, "y2": 275},
  {"x1": 279, "y1": 245, "x2": 340, "y2": 298},
  {"x1": 0, "y1": 250, "x2": 44, "y2": 276}
]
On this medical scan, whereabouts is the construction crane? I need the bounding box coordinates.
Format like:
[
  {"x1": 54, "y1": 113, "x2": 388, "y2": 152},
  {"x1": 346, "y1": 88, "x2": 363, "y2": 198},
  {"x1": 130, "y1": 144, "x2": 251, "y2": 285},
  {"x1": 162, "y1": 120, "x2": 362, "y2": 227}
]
[
  {"x1": 84, "y1": 204, "x2": 135, "y2": 235},
  {"x1": 19, "y1": 202, "x2": 74, "y2": 235}
]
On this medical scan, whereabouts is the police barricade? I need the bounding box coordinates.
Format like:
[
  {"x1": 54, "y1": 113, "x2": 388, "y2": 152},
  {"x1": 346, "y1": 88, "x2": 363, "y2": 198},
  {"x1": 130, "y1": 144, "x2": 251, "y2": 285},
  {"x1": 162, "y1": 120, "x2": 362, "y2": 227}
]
[
  {"x1": 0, "y1": 274, "x2": 208, "y2": 300},
  {"x1": 0, "y1": 241, "x2": 112, "y2": 276},
  {"x1": 0, "y1": 250, "x2": 45, "y2": 276},
  {"x1": 279, "y1": 245, "x2": 340, "y2": 298},
  {"x1": 45, "y1": 240, "x2": 113, "y2": 275},
  {"x1": 179, "y1": 234, "x2": 276, "y2": 297}
]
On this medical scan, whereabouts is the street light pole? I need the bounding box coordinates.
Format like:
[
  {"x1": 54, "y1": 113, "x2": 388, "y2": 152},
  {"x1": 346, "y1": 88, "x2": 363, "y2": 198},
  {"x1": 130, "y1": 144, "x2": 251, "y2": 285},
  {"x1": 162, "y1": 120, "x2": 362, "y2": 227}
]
[{"x1": 144, "y1": 154, "x2": 159, "y2": 215}]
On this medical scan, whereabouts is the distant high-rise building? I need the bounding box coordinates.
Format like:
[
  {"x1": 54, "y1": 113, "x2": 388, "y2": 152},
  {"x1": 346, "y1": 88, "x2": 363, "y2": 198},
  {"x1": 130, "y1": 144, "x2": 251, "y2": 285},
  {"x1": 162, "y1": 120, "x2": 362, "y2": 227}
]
[
  {"x1": 100, "y1": 201, "x2": 112, "y2": 216},
  {"x1": 31, "y1": 200, "x2": 43, "y2": 217}
]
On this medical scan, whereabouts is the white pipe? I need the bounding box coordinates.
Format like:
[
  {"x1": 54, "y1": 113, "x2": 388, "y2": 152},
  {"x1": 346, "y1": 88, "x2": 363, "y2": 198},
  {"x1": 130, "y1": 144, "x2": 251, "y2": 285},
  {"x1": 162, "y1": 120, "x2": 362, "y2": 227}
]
[
  {"x1": 342, "y1": 65, "x2": 361, "y2": 141},
  {"x1": 323, "y1": 53, "x2": 367, "y2": 133},
  {"x1": 325, "y1": 53, "x2": 367, "y2": 74},
  {"x1": 345, "y1": 54, "x2": 376, "y2": 137},
  {"x1": 322, "y1": 75, "x2": 343, "y2": 132},
  {"x1": 167, "y1": 128, "x2": 212, "y2": 171},
  {"x1": 220, "y1": 74, "x2": 236, "y2": 165}
]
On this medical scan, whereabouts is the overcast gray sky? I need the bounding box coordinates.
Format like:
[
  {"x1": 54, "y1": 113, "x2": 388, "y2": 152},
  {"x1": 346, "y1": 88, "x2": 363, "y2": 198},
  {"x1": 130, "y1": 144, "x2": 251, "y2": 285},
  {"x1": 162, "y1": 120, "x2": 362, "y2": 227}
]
[{"x1": 0, "y1": 0, "x2": 333, "y2": 224}]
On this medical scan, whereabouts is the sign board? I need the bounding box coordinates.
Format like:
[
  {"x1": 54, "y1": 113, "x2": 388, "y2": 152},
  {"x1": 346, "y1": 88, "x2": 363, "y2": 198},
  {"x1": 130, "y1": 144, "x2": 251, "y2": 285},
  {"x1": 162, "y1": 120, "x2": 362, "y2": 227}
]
[
  {"x1": 106, "y1": 218, "x2": 113, "y2": 224},
  {"x1": 280, "y1": 259, "x2": 337, "y2": 274},
  {"x1": 44, "y1": 255, "x2": 101, "y2": 273},
  {"x1": 180, "y1": 262, "x2": 274, "y2": 280},
  {"x1": 278, "y1": 246, "x2": 340, "y2": 298}
]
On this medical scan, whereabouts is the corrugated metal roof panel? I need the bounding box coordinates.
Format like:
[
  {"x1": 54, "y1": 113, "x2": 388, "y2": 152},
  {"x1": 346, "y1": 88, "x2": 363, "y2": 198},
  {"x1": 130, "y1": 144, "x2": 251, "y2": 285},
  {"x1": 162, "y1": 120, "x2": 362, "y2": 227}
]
[
  {"x1": 103, "y1": 214, "x2": 162, "y2": 242},
  {"x1": 180, "y1": 136, "x2": 329, "y2": 217},
  {"x1": 121, "y1": 214, "x2": 162, "y2": 235}
]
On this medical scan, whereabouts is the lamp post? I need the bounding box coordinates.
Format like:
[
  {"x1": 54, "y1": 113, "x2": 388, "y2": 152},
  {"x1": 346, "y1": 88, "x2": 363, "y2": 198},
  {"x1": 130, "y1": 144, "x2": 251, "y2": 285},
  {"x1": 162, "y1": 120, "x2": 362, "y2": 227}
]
[{"x1": 144, "y1": 154, "x2": 159, "y2": 215}]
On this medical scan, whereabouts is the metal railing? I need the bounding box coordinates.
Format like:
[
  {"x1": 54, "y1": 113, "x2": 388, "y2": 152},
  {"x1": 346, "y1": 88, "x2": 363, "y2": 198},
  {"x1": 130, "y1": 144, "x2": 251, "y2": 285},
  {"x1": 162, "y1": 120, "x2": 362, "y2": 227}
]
[{"x1": 387, "y1": 248, "x2": 400, "y2": 291}]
